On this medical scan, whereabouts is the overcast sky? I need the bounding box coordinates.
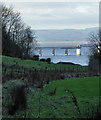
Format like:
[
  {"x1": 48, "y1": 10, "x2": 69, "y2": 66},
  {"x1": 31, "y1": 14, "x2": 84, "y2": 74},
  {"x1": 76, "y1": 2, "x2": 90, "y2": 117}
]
[{"x1": 2, "y1": 1, "x2": 99, "y2": 30}]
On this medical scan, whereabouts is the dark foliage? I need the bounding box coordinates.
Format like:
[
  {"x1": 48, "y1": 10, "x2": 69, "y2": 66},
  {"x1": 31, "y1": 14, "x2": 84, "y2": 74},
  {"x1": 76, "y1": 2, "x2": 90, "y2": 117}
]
[
  {"x1": 33, "y1": 55, "x2": 39, "y2": 61},
  {"x1": 89, "y1": 52, "x2": 101, "y2": 73},
  {"x1": 8, "y1": 84, "x2": 27, "y2": 115},
  {"x1": 2, "y1": 4, "x2": 36, "y2": 59},
  {"x1": 40, "y1": 58, "x2": 51, "y2": 63},
  {"x1": 2, "y1": 26, "x2": 23, "y2": 58},
  {"x1": 40, "y1": 59, "x2": 46, "y2": 62},
  {"x1": 46, "y1": 58, "x2": 51, "y2": 63},
  {"x1": 88, "y1": 31, "x2": 101, "y2": 74}
]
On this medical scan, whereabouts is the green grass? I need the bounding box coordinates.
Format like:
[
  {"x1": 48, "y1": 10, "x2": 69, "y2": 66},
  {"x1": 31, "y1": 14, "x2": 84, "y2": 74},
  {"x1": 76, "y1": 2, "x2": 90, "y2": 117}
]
[
  {"x1": 1, "y1": 55, "x2": 88, "y2": 71},
  {"x1": 44, "y1": 77, "x2": 99, "y2": 97},
  {"x1": 2, "y1": 55, "x2": 99, "y2": 118},
  {"x1": 26, "y1": 77, "x2": 100, "y2": 118},
  {"x1": 3, "y1": 77, "x2": 100, "y2": 118}
]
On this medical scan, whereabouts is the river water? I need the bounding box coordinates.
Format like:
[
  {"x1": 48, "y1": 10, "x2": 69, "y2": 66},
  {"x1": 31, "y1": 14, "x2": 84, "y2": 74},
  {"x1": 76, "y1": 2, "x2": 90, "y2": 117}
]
[{"x1": 34, "y1": 47, "x2": 91, "y2": 66}]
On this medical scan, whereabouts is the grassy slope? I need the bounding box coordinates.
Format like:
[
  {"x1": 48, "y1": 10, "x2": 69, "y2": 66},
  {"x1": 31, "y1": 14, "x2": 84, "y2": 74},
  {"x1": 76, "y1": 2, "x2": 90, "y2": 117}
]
[
  {"x1": 2, "y1": 55, "x2": 87, "y2": 70},
  {"x1": 26, "y1": 77, "x2": 100, "y2": 118},
  {"x1": 2, "y1": 55, "x2": 99, "y2": 118},
  {"x1": 44, "y1": 77, "x2": 99, "y2": 97},
  {"x1": 3, "y1": 77, "x2": 99, "y2": 118}
]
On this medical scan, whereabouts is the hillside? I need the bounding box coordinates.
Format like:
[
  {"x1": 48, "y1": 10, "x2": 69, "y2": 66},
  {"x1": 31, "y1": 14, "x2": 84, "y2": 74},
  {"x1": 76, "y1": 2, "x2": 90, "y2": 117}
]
[
  {"x1": 35, "y1": 27, "x2": 98, "y2": 41},
  {"x1": 34, "y1": 27, "x2": 98, "y2": 47}
]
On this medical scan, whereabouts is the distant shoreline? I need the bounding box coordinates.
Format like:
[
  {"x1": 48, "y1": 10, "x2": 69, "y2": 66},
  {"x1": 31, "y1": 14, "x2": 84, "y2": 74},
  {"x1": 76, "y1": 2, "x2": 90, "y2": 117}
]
[{"x1": 57, "y1": 62, "x2": 81, "y2": 66}]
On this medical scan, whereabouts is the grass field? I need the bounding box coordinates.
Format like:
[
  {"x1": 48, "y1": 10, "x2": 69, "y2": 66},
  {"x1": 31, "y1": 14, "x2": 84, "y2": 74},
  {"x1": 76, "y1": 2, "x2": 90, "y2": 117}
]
[{"x1": 3, "y1": 77, "x2": 100, "y2": 118}]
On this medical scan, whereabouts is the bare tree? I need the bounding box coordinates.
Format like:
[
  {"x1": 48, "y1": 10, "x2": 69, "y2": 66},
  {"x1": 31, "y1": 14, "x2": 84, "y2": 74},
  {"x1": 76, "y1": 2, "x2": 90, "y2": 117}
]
[
  {"x1": 1, "y1": 4, "x2": 37, "y2": 58},
  {"x1": 89, "y1": 31, "x2": 101, "y2": 54},
  {"x1": 88, "y1": 30, "x2": 101, "y2": 74}
]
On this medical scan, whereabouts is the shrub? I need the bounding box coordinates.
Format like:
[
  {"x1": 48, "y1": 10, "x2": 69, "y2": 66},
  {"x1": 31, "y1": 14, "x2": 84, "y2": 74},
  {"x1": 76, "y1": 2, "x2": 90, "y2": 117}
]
[
  {"x1": 88, "y1": 52, "x2": 100, "y2": 74},
  {"x1": 46, "y1": 58, "x2": 51, "y2": 63},
  {"x1": 33, "y1": 55, "x2": 39, "y2": 61},
  {"x1": 40, "y1": 59, "x2": 46, "y2": 62},
  {"x1": 3, "y1": 80, "x2": 27, "y2": 115}
]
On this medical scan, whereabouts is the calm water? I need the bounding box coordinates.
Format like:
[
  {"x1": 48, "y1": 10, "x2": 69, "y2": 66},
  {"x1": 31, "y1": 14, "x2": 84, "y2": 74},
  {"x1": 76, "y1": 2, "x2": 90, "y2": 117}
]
[{"x1": 34, "y1": 47, "x2": 91, "y2": 66}]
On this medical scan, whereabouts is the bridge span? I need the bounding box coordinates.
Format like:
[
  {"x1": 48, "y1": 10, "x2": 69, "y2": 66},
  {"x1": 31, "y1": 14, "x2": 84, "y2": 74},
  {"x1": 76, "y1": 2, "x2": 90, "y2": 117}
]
[
  {"x1": 35, "y1": 43, "x2": 95, "y2": 56},
  {"x1": 37, "y1": 45, "x2": 88, "y2": 56}
]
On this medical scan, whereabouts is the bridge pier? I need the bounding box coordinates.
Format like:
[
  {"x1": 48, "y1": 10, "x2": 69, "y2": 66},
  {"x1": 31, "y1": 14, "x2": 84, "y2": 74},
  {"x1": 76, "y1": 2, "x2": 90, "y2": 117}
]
[
  {"x1": 52, "y1": 48, "x2": 55, "y2": 56},
  {"x1": 76, "y1": 46, "x2": 81, "y2": 56},
  {"x1": 65, "y1": 48, "x2": 68, "y2": 56},
  {"x1": 39, "y1": 48, "x2": 42, "y2": 56}
]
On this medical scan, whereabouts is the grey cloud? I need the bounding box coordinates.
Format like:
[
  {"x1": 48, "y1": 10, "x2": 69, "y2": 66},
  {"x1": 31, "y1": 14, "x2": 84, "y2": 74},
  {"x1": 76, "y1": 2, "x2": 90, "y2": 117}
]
[{"x1": 6, "y1": 2, "x2": 99, "y2": 29}]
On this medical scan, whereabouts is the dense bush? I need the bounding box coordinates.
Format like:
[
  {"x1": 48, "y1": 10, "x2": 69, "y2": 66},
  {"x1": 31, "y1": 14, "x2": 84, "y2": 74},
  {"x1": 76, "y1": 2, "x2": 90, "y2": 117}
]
[
  {"x1": 88, "y1": 31, "x2": 101, "y2": 74},
  {"x1": 46, "y1": 58, "x2": 51, "y2": 63},
  {"x1": 33, "y1": 55, "x2": 39, "y2": 61},
  {"x1": 88, "y1": 52, "x2": 101, "y2": 74},
  {"x1": 40, "y1": 59, "x2": 46, "y2": 62},
  {"x1": 3, "y1": 80, "x2": 27, "y2": 115}
]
